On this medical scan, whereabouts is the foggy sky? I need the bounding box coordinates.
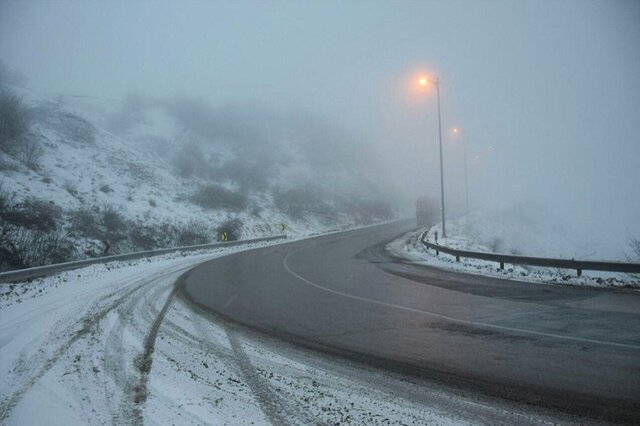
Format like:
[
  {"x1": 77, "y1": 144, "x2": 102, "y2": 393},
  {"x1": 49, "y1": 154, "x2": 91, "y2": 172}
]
[{"x1": 1, "y1": 0, "x2": 639, "y2": 254}]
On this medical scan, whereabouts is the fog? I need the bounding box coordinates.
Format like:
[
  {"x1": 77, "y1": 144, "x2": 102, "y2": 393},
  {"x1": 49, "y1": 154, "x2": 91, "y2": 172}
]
[{"x1": 1, "y1": 0, "x2": 639, "y2": 256}]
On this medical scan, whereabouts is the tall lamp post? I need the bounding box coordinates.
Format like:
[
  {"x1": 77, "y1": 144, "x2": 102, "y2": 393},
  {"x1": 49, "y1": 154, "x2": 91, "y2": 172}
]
[
  {"x1": 453, "y1": 127, "x2": 469, "y2": 216},
  {"x1": 419, "y1": 76, "x2": 447, "y2": 237}
]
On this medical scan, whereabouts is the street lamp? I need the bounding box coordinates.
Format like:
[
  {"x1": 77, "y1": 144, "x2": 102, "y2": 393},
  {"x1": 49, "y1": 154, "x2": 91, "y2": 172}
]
[
  {"x1": 418, "y1": 75, "x2": 447, "y2": 237},
  {"x1": 452, "y1": 127, "x2": 469, "y2": 217}
]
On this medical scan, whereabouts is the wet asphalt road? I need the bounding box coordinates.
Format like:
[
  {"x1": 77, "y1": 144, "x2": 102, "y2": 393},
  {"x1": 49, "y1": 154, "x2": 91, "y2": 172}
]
[{"x1": 181, "y1": 220, "x2": 640, "y2": 423}]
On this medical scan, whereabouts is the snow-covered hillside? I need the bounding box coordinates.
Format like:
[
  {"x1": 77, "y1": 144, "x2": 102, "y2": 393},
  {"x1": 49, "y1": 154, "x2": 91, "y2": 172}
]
[{"x1": 0, "y1": 86, "x2": 394, "y2": 271}]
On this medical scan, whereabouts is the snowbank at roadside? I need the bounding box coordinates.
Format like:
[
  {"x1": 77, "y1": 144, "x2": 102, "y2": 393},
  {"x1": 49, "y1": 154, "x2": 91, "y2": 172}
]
[{"x1": 388, "y1": 223, "x2": 640, "y2": 290}]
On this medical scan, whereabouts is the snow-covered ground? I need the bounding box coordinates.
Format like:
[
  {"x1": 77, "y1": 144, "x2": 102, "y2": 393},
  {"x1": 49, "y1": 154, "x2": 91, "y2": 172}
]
[
  {"x1": 1, "y1": 235, "x2": 590, "y2": 425},
  {"x1": 388, "y1": 215, "x2": 640, "y2": 289},
  {"x1": 0, "y1": 86, "x2": 335, "y2": 240}
]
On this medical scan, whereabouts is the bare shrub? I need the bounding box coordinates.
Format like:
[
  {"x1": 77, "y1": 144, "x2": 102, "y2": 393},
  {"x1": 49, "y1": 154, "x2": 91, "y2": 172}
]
[
  {"x1": 99, "y1": 184, "x2": 114, "y2": 193},
  {"x1": 215, "y1": 218, "x2": 243, "y2": 241},
  {"x1": 191, "y1": 184, "x2": 248, "y2": 212},
  {"x1": 20, "y1": 139, "x2": 44, "y2": 170},
  {"x1": 100, "y1": 204, "x2": 128, "y2": 243},
  {"x1": 130, "y1": 225, "x2": 160, "y2": 251},
  {"x1": 17, "y1": 229, "x2": 75, "y2": 266},
  {"x1": 0, "y1": 184, "x2": 15, "y2": 214},
  {"x1": 69, "y1": 205, "x2": 129, "y2": 244},
  {"x1": 0, "y1": 222, "x2": 21, "y2": 270},
  {"x1": 69, "y1": 207, "x2": 100, "y2": 239},
  {"x1": 0, "y1": 226, "x2": 75, "y2": 271},
  {"x1": 0, "y1": 89, "x2": 31, "y2": 151},
  {"x1": 0, "y1": 198, "x2": 61, "y2": 232},
  {"x1": 176, "y1": 220, "x2": 211, "y2": 246}
]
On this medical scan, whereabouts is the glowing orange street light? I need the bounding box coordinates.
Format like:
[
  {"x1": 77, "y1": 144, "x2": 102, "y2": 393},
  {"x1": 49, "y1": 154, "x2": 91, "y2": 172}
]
[{"x1": 416, "y1": 74, "x2": 447, "y2": 237}]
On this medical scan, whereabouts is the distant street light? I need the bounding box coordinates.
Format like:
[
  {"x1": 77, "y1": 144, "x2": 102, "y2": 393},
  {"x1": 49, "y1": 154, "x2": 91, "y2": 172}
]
[
  {"x1": 452, "y1": 128, "x2": 469, "y2": 217},
  {"x1": 418, "y1": 75, "x2": 447, "y2": 237}
]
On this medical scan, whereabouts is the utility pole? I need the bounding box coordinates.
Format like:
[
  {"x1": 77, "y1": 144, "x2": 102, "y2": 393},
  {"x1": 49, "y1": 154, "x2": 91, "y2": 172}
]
[
  {"x1": 462, "y1": 136, "x2": 469, "y2": 217},
  {"x1": 435, "y1": 78, "x2": 447, "y2": 237}
]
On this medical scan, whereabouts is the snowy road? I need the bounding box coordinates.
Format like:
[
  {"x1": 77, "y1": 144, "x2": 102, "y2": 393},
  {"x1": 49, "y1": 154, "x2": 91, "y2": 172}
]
[{"x1": 1, "y1": 227, "x2": 638, "y2": 425}]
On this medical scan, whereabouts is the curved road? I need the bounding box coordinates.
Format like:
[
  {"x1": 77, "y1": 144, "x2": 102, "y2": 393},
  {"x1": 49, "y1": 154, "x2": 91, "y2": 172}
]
[{"x1": 181, "y1": 221, "x2": 640, "y2": 423}]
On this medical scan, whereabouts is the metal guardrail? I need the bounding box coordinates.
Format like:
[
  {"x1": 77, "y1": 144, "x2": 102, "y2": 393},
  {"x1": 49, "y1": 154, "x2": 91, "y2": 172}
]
[
  {"x1": 0, "y1": 235, "x2": 287, "y2": 284},
  {"x1": 420, "y1": 232, "x2": 640, "y2": 277}
]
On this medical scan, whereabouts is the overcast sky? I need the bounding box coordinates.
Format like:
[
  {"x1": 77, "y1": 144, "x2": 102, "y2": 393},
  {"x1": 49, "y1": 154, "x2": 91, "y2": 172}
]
[{"x1": 1, "y1": 0, "x2": 639, "y2": 254}]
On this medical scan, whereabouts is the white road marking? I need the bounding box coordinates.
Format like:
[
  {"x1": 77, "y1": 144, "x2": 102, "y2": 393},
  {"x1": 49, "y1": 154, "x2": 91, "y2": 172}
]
[{"x1": 282, "y1": 245, "x2": 640, "y2": 351}]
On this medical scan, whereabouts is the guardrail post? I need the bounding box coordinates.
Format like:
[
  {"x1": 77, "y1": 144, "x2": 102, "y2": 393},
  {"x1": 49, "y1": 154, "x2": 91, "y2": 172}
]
[
  {"x1": 436, "y1": 247, "x2": 439, "y2": 256},
  {"x1": 456, "y1": 255, "x2": 460, "y2": 262},
  {"x1": 499, "y1": 261, "x2": 504, "y2": 270},
  {"x1": 577, "y1": 268, "x2": 582, "y2": 277}
]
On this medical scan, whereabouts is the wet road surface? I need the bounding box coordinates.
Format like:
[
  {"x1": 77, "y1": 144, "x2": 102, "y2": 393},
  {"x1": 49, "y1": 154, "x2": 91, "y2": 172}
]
[{"x1": 181, "y1": 221, "x2": 640, "y2": 423}]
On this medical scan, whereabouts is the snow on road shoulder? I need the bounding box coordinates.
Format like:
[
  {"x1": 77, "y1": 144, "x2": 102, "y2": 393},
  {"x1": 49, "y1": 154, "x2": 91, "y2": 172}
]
[
  {"x1": 388, "y1": 227, "x2": 640, "y2": 290},
  {"x1": 0, "y1": 240, "x2": 277, "y2": 425}
]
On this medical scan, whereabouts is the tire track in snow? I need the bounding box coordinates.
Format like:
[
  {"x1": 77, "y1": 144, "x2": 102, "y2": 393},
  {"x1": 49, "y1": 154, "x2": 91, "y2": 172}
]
[
  {"x1": 185, "y1": 299, "x2": 324, "y2": 426},
  {"x1": 131, "y1": 270, "x2": 303, "y2": 426},
  {"x1": 225, "y1": 328, "x2": 294, "y2": 426},
  {"x1": 0, "y1": 264, "x2": 197, "y2": 422},
  {"x1": 130, "y1": 274, "x2": 184, "y2": 422}
]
